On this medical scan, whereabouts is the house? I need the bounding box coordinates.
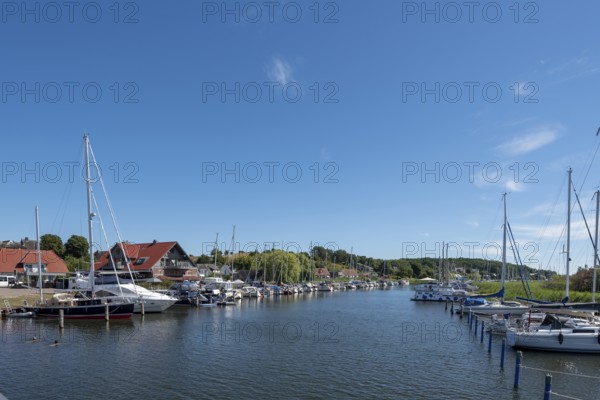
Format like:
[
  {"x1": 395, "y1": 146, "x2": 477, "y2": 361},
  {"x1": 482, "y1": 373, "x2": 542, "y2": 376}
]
[
  {"x1": 197, "y1": 263, "x2": 221, "y2": 278},
  {"x1": 220, "y1": 264, "x2": 234, "y2": 276},
  {"x1": 315, "y1": 268, "x2": 330, "y2": 279},
  {"x1": 0, "y1": 238, "x2": 37, "y2": 250},
  {"x1": 338, "y1": 269, "x2": 359, "y2": 278},
  {"x1": 0, "y1": 248, "x2": 68, "y2": 284},
  {"x1": 95, "y1": 241, "x2": 200, "y2": 281}
]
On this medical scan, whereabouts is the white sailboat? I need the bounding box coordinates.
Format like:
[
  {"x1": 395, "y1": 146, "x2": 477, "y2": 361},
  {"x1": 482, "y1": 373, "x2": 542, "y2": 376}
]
[
  {"x1": 30, "y1": 138, "x2": 135, "y2": 319},
  {"x1": 506, "y1": 311, "x2": 600, "y2": 353},
  {"x1": 460, "y1": 194, "x2": 528, "y2": 315},
  {"x1": 73, "y1": 135, "x2": 176, "y2": 313},
  {"x1": 507, "y1": 169, "x2": 600, "y2": 352},
  {"x1": 412, "y1": 244, "x2": 472, "y2": 302}
]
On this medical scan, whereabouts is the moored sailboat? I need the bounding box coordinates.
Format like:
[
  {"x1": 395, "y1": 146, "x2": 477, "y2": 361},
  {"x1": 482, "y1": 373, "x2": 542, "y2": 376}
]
[
  {"x1": 459, "y1": 194, "x2": 528, "y2": 316},
  {"x1": 30, "y1": 135, "x2": 134, "y2": 319}
]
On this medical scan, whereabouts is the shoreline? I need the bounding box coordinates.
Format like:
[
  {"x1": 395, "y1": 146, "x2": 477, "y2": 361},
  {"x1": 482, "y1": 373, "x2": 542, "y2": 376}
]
[{"x1": 0, "y1": 287, "x2": 55, "y2": 307}]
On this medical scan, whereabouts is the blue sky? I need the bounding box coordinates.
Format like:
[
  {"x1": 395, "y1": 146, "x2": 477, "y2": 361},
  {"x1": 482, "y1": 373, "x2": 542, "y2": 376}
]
[{"x1": 1, "y1": 1, "x2": 600, "y2": 275}]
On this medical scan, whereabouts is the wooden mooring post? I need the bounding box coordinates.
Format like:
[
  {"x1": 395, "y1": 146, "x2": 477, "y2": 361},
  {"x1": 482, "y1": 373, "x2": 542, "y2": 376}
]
[
  {"x1": 543, "y1": 374, "x2": 552, "y2": 400},
  {"x1": 59, "y1": 309, "x2": 64, "y2": 329},
  {"x1": 500, "y1": 339, "x2": 506, "y2": 370},
  {"x1": 514, "y1": 351, "x2": 523, "y2": 389},
  {"x1": 480, "y1": 322, "x2": 484, "y2": 343}
]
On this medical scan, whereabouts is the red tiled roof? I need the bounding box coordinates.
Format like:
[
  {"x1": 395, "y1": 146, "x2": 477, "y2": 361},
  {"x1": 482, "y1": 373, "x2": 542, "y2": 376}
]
[
  {"x1": 156, "y1": 275, "x2": 201, "y2": 281},
  {"x1": 0, "y1": 248, "x2": 68, "y2": 274},
  {"x1": 97, "y1": 241, "x2": 185, "y2": 271}
]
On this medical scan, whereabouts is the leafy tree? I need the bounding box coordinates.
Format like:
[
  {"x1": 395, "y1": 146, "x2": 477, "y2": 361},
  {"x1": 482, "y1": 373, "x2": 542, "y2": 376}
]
[
  {"x1": 571, "y1": 267, "x2": 595, "y2": 292},
  {"x1": 64, "y1": 255, "x2": 89, "y2": 272},
  {"x1": 40, "y1": 234, "x2": 64, "y2": 256},
  {"x1": 65, "y1": 235, "x2": 89, "y2": 258},
  {"x1": 333, "y1": 249, "x2": 349, "y2": 265},
  {"x1": 210, "y1": 248, "x2": 226, "y2": 265},
  {"x1": 196, "y1": 254, "x2": 212, "y2": 264}
]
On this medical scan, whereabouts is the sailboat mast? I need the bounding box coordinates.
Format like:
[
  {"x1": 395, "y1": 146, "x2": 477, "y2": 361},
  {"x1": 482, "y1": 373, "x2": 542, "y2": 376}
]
[
  {"x1": 501, "y1": 193, "x2": 507, "y2": 302},
  {"x1": 230, "y1": 225, "x2": 235, "y2": 279},
  {"x1": 566, "y1": 168, "x2": 572, "y2": 299},
  {"x1": 214, "y1": 232, "x2": 219, "y2": 272},
  {"x1": 84, "y1": 134, "x2": 96, "y2": 293},
  {"x1": 593, "y1": 190, "x2": 599, "y2": 302},
  {"x1": 35, "y1": 206, "x2": 43, "y2": 303},
  {"x1": 438, "y1": 243, "x2": 443, "y2": 283}
]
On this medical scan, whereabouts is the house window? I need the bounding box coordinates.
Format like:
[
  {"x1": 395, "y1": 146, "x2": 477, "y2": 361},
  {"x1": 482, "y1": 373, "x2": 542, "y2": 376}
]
[{"x1": 135, "y1": 257, "x2": 148, "y2": 265}]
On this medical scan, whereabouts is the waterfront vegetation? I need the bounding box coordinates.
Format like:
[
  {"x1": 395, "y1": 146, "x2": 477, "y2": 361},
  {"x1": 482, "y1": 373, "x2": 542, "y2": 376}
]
[{"x1": 477, "y1": 277, "x2": 595, "y2": 303}]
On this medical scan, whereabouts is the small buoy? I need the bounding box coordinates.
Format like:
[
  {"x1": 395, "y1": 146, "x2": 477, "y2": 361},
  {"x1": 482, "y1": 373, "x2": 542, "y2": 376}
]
[{"x1": 558, "y1": 332, "x2": 564, "y2": 344}]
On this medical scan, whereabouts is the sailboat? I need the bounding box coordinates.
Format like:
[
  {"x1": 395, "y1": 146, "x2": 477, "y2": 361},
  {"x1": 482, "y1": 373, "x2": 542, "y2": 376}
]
[
  {"x1": 30, "y1": 135, "x2": 135, "y2": 319},
  {"x1": 70, "y1": 136, "x2": 177, "y2": 312},
  {"x1": 519, "y1": 169, "x2": 600, "y2": 312},
  {"x1": 30, "y1": 206, "x2": 134, "y2": 319},
  {"x1": 412, "y1": 243, "x2": 473, "y2": 302},
  {"x1": 459, "y1": 194, "x2": 529, "y2": 315},
  {"x1": 507, "y1": 169, "x2": 600, "y2": 352}
]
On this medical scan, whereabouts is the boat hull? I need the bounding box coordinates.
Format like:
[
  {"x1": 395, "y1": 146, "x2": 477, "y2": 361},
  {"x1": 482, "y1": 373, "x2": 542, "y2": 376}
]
[
  {"x1": 411, "y1": 291, "x2": 469, "y2": 302},
  {"x1": 31, "y1": 302, "x2": 134, "y2": 319},
  {"x1": 507, "y1": 329, "x2": 600, "y2": 353}
]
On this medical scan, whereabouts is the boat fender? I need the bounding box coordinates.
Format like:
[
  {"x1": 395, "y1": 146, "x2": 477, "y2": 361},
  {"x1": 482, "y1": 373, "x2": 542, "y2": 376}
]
[{"x1": 558, "y1": 332, "x2": 564, "y2": 345}]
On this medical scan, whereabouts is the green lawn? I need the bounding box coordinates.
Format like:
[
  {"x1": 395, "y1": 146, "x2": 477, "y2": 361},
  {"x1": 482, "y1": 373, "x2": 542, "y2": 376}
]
[{"x1": 476, "y1": 280, "x2": 594, "y2": 303}]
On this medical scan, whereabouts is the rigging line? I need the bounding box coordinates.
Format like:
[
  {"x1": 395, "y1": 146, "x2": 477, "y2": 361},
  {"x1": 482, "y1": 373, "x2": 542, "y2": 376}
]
[
  {"x1": 485, "y1": 195, "x2": 503, "y2": 245},
  {"x1": 534, "y1": 174, "x2": 567, "y2": 274},
  {"x1": 91, "y1": 190, "x2": 126, "y2": 300},
  {"x1": 88, "y1": 141, "x2": 138, "y2": 294},
  {"x1": 520, "y1": 365, "x2": 600, "y2": 380},
  {"x1": 506, "y1": 220, "x2": 532, "y2": 299},
  {"x1": 50, "y1": 144, "x2": 84, "y2": 235},
  {"x1": 573, "y1": 188, "x2": 600, "y2": 266},
  {"x1": 577, "y1": 133, "x2": 600, "y2": 194},
  {"x1": 549, "y1": 393, "x2": 584, "y2": 400},
  {"x1": 544, "y1": 222, "x2": 566, "y2": 273},
  {"x1": 537, "y1": 172, "x2": 566, "y2": 245}
]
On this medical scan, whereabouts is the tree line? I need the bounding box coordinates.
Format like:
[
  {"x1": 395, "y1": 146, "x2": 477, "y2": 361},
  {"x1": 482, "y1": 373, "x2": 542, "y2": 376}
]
[
  {"x1": 40, "y1": 234, "x2": 89, "y2": 271},
  {"x1": 195, "y1": 245, "x2": 556, "y2": 281}
]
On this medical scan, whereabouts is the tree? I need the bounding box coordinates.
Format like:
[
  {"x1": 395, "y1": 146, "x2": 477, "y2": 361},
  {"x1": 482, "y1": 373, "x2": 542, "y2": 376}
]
[
  {"x1": 64, "y1": 255, "x2": 89, "y2": 272},
  {"x1": 571, "y1": 267, "x2": 595, "y2": 292},
  {"x1": 40, "y1": 234, "x2": 64, "y2": 256},
  {"x1": 196, "y1": 254, "x2": 212, "y2": 264},
  {"x1": 65, "y1": 235, "x2": 89, "y2": 259}
]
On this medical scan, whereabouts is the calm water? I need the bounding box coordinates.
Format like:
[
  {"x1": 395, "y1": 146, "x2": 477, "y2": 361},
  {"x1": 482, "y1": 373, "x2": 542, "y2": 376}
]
[{"x1": 2, "y1": 287, "x2": 600, "y2": 399}]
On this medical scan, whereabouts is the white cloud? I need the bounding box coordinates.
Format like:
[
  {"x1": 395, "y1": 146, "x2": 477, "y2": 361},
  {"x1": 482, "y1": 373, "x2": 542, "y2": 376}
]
[
  {"x1": 497, "y1": 128, "x2": 560, "y2": 156},
  {"x1": 266, "y1": 57, "x2": 293, "y2": 85},
  {"x1": 514, "y1": 220, "x2": 588, "y2": 241},
  {"x1": 465, "y1": 220, "x2": 480, "y2": 229},
  {"x1": 320, "y1": 146, "x2": 331, "y2": 161},
  {"x1": 505, "y1": 180, "x2": 525, "y2": 193}
]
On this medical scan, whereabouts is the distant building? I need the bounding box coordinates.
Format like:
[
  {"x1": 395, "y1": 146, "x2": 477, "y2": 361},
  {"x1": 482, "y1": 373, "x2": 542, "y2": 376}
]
[
  {"x1": 315, "y1": 268, "x2": 330, "y2": 279},
  {"x1": 95, "y1": 241, "x2": 200, "y2": 281},
  {"x1": 0, "y1": 248, "x2": 68, "y2": 283},
  {"x1": 197, "y1": 263, "x2": 221, "y2": 278},
  {"x1": 338, "y1": 269, "x2": 359, "y2": 278},
  {"x1": 220, "y1": 264, "x2": 234, "y2": 276},
  {"x1": 0, "y1": 238, "x2": 37, "y2": 250}
]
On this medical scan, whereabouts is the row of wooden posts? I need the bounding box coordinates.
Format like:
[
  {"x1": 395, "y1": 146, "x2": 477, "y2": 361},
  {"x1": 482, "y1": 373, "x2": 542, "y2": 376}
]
[
  {"x1": 447, "y1": 301, "x2": 555, "y2": 400},
  {"x1": 57, "y1": 302, "x2": 146, "y2": 329}
]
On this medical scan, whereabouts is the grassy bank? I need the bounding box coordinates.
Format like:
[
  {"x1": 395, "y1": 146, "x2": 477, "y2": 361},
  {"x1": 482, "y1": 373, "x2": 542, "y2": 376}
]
[
  {"x1": 0, "y1": 289, "x2": 53, "y2": 308},
  {"x1": 476, "y1": 280, "x2": 593, "y2": 303}
]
